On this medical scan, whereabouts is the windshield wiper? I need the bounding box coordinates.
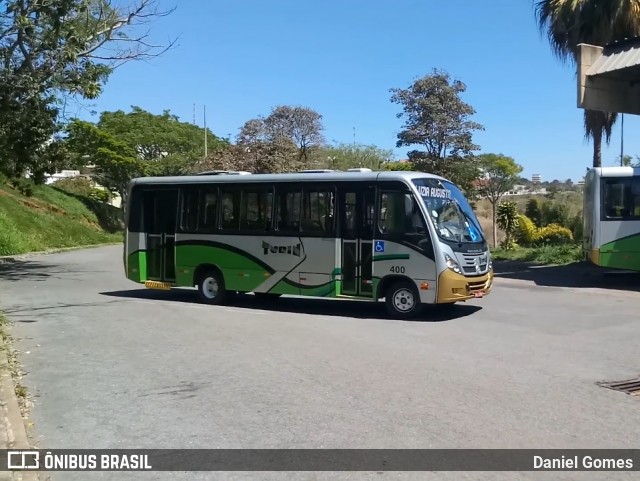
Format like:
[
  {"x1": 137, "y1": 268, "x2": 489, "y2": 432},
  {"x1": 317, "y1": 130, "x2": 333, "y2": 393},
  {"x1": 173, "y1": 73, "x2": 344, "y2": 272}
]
[{"x1": 451, "y1": 198, "x2": 482, "y2": 243}]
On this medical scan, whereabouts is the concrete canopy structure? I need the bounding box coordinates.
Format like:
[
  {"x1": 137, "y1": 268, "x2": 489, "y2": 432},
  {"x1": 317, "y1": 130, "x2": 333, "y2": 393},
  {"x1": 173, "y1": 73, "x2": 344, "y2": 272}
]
[{"x1": 578, "y1": 37, "x2": 640, "y2": 114}]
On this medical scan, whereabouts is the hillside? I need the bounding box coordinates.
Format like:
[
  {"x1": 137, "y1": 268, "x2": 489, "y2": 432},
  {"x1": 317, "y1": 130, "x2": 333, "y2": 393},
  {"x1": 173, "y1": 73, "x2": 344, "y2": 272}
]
[
  {"x1": 0, "y1": 178, "x2": 123, "y2": 256},
  {"x1": 474, "y1": 190, "x2": 584, "y2": 246}
]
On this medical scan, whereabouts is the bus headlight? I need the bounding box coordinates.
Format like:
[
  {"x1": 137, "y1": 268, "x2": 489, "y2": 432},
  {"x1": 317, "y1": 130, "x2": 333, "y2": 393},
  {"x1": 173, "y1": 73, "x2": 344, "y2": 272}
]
[{"x1": 444, "y1": 254, "x2": 462, "y2": 274}]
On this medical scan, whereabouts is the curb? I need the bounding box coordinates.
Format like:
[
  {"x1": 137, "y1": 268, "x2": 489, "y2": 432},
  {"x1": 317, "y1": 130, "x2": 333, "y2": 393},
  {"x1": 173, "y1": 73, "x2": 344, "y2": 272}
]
[
  {"x1": 0, "y1": 242, "x2": 122, "y2": 262},
  {"x1": 0, "y1": 342, "x2": 30, "y2": 449},
  {"x1": 0, "y1": 321, "x2": 37, "y2": 480}
]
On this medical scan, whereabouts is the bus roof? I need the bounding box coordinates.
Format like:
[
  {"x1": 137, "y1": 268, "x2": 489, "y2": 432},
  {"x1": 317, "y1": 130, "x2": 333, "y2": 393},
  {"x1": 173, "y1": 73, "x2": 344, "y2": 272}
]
[
  {"x1": 129, "y1": 170, "x2": 450, "y2": 186},
  {"x1": 590, "y1": 166, "x2": 640, "y2": 177}
]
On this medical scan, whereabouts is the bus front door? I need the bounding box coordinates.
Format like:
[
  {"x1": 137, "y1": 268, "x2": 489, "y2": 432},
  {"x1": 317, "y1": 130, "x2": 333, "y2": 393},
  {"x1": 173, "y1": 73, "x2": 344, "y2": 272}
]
[
  {"x1": 143, "y1": 189, "x2": 178, "y2": 283},
  {"x1": 340, "y1": 185, "x2": 375, "y2": 297}
]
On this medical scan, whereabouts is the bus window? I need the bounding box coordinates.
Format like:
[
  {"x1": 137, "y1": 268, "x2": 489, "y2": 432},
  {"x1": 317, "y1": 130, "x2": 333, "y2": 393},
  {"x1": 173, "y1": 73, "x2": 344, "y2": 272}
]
[
  {"x1": 221, "y1": 189, "x2": 240, "y2": 230},
  {"x1": 602, "y1": 177, "x2": 640, "y2": 219},
  {"x1": 342, "y1": 192, "x2": 357, "y2": 238},
  {"x1": 302, "y1": 189, "x2": 335, "y2": 236},
  {"x1": 198, "y1": 187, "x2": 219, "y2": 232},
  {"x1": 275, "y1": 187, "x2": 301, "y2": 233},
  {"x1": 378, "y1": 192, "x2": 424, "y2": 235},
  {"x1": 182, "y1": 188, "x2": 199, "y2": 232},
  {"x1": 378, "y1": 191, "x2": 431, "y2": 255},
  {"x1": 240, "y1": 189, "x2": 273, "y2": 232}
]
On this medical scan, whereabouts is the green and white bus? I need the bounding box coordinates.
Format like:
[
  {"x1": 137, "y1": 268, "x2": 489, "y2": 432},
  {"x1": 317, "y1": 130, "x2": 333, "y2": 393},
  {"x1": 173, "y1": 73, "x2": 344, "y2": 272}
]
[
  {"x1": 123, "y1": 171, "x2": 493, "y2": 318},
  {"x1": 583, "y1": 166, "x2": 640, "y2": 271}
]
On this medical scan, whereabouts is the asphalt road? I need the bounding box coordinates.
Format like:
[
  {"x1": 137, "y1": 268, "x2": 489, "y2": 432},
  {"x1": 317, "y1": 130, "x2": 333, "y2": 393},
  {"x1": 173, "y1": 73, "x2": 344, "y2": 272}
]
[{"x1": 1, "y1": 245, "x2": 640, "y2": 481}]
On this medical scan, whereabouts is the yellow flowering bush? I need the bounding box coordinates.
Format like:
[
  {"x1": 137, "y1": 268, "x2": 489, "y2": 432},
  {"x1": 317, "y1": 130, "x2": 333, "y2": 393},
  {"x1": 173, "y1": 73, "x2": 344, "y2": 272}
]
[
  {"x1": 537, "y1": 223, "x2": 574, "y2": 245},
  {"x1": 515, "y1": 214, "x2": 539, "y2": 246}
]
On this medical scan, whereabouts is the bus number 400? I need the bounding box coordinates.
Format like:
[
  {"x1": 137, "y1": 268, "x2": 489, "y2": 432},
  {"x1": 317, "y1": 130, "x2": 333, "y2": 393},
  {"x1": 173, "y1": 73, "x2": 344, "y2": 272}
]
[{"x1": 390, "y1": 266, "x2": 405, "y2": 274}]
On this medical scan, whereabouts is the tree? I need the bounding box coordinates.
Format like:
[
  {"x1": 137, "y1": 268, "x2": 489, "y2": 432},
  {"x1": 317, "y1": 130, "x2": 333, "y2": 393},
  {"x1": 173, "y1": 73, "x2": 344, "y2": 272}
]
[
  {"x1": 319, "y1": 143, "x2": 393, "y2": 170},
  {"x1": 263, "y1": 105, "x2": 324, "y2": 165},
  {"x1": 384, "y1": 161, "x2": 414, "y2": 171},
  {"x1": 476, "y1": 153, "x2": 523, "y2": 247},
  {"x1": 535, "y1": 0, "x2": 640, "y2": 167},
  {"x1": 618, "y1": 154, "x2": 640, "y2": 167},
  {"x1": 0, "y1": 0, "x2": 175, "y2": 180},
  {"x1": 236, "y1": 106, "x2": 324, "y2": 173},
  {"x1": 95, "y1": 107, "x2": 227, "y2": 175},
  {"x1": 187, "y1": 144, "x2": 256, "y2": 174},
  {"x1": 65, "y1": 107, "x2": 225, "y2": 201},
  {"x1": 65, "y1": 119, "x2": 142, "y2": 206},
  {"x1": 497, "y1": 201, "x2": 520, "y2": 250},
  {"x1": 390, "y1": 69, "x2": 484, "y2": 195},
  {"x1": 525, "y1": 198, "x2": 542, "y2": 227},
  {"x1": 236, "y1": 117, "x2": 298, "y2": 173}
]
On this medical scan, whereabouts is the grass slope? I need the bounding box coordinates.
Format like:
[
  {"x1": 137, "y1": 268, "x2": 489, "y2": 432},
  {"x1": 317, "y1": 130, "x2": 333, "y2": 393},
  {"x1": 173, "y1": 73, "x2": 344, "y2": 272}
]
[{"x1": 0, "y1": 181, "x2": 122, "y2": 256}]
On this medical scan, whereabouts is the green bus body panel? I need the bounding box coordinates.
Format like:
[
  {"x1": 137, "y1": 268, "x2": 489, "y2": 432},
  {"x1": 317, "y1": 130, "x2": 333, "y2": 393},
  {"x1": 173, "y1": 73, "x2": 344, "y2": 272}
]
[
  {"x1": 598, "y1": 233, "x2": 640, "y2": 270},
  {"x1": 127, "y1": 251, "x2": 146, "y2": 282},
  {"x1": 176, "y1": 244, "x2": 272, "y2": 292},
  {"x1": 129, "y1": 244, "x2": 342, "y2": 297}
]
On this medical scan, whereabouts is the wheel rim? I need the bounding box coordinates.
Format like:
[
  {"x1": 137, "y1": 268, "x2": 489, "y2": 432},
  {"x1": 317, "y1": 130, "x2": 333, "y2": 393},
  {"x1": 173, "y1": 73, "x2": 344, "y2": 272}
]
[
  {"x1": 202, "y1": 276, "x2": 219, "y2": 299},
  {"x1": 393, "y1": 288, "x2": 415, "y2": 312}
]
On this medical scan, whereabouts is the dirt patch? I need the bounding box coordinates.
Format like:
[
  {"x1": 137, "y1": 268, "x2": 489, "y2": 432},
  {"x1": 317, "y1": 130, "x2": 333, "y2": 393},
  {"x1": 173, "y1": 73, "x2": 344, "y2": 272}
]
[{"x1": 19, "y1": 198, "x2": 66, "y2": 215}]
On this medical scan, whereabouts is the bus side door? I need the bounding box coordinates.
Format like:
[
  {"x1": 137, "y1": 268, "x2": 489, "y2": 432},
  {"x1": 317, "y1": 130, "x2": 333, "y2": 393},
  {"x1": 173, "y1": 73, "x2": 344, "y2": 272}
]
[
  {"x1": 339, "y1": 183, "x2": 376, "y2": 297},
  {"x1": 142, "y1": 188, "x2": 179, "y2": 282}
]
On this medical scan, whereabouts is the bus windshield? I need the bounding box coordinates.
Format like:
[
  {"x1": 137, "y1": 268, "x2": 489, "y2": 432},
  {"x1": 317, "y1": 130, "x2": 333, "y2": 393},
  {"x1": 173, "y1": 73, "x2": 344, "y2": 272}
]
[{"x1": 412, "y1": 178, "x2": 484, "y2": 244}]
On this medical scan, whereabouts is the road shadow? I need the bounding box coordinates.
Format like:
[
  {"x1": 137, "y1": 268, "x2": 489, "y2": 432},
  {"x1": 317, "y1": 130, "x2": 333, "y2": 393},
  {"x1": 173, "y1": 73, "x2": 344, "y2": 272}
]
[
  {"x1": 99, "y1": 288, "x2": 482, "y2": 322},
  {"x1": 0, "y1": 258, "x2": 111, "y2": 282},
  {"x1": 0, "y1": 259, "x2": 55, "y2": 282},
  {"x1": 494, "y1": 260, "x2": 640, "y2": 292}
]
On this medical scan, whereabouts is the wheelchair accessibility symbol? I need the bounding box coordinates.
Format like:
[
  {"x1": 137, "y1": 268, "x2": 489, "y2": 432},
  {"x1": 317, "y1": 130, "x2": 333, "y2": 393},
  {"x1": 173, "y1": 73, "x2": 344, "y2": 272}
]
[{"x1": 374, "y1": 241, "x2": 385, "y2": 253}]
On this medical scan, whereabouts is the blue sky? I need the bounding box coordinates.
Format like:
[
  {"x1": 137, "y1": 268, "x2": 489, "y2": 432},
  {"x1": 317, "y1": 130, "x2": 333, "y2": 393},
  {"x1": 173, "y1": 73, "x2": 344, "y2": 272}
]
[{"x1": 75, "y1": 0, "x2": 640, "y2": 182}]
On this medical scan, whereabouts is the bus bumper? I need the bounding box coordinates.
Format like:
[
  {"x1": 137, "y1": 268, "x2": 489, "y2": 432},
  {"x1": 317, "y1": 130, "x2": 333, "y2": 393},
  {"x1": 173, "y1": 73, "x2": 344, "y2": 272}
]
[{"x1": 436, "y1": 268, "x2": 493, "y2": 303}]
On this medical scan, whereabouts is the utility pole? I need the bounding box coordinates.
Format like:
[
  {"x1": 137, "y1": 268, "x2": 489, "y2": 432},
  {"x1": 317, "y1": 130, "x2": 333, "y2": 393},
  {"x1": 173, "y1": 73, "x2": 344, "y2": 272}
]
[
  {"x1": 621, "y1": 113, "x2": 624, "y2": 166},
  {"x1": 193, "y1": 103, "x2": 196, "y2": 125},
  {"x1": 204, "y1": 105, "x2": 208, "y2": 158}
]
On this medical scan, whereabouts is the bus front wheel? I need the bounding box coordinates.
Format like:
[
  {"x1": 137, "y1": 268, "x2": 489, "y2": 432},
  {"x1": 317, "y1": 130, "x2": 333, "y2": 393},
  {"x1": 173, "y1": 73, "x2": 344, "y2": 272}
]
[
  {"x1": 385, "y1": 280, "x2": 421, "y2": 319},
  {"x1": 197, "y1": 270, "x2": 227, "y2": 305}
]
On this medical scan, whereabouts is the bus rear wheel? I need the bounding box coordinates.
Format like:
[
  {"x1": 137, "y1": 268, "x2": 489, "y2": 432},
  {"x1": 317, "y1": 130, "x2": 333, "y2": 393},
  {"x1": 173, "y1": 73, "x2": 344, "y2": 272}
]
[
  {"x1": 385, "y1": 280, "x2": 421, "y2": 319},
  {"x1": 197, "y1": 270, "x2": 227, "y2": 305}
]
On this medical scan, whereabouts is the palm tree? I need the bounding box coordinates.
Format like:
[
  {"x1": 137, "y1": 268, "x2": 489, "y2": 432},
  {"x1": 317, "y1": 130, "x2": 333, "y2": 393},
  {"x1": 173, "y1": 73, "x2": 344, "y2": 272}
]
[{"x1": 535, "y1": 0, "x2": 640, "y2": 167}]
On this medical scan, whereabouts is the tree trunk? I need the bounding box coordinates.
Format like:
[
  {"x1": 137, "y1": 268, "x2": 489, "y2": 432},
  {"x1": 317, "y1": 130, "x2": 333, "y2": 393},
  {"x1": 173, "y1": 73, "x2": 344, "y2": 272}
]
[
  {"x1": 593, "y1": 132, "x2": 602, "y2": 168},
  {"x1": 492, "y1": 202, "x2": 497, "y2": 248}
]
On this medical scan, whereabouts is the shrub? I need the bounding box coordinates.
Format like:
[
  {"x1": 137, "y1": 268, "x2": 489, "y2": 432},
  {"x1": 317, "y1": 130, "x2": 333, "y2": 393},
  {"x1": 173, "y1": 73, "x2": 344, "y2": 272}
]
[
  {"x1": 537, "y1": 223, "x2": 574, "y2": 245},
  {"x1": 567, "y1": 212, "x2": 584, "y2": 243},
  {"x1": 540, "y1": 201, "x2": 568, "y2": 227},
  {"x1": 525, "y1": 198, "x2": 542, "y2": 227},
  {"x1": 54, "y1": 176, "x2": 94, "y2": 197},
  {"x1": 10, "y1": 177, "x2": 33, "y2": 197},
  {"x1": 515, "y1": 214, "x2": 540, "y2": 246},
  {"x1": 89, "y1": 189, "x2": 110, "y2": 203}
]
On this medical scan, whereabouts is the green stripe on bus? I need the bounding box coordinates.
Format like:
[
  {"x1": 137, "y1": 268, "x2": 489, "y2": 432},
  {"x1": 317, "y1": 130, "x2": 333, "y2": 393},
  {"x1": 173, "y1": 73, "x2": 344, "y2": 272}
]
[
  {"x1": 372, "y1": 254, "x2": 410, "y2": 262},
  {"x1": 599, "y1": 233, "x2": 640, "y2": 270},
  {"x1": 127, "y1": 251, "x2": 147, "y2": 282}
]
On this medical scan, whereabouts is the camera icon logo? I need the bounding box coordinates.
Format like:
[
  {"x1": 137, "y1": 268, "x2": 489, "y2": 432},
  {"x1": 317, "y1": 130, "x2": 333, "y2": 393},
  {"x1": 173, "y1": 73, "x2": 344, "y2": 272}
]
[{"x1": 7, "y1": 451, "x2": 40, "y2": 470}]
